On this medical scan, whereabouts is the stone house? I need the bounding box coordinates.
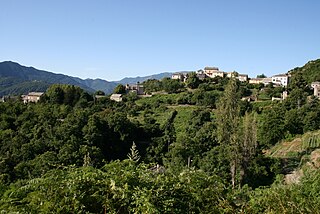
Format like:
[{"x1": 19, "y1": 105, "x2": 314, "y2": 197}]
[
  {"x1": 311, "y1": 82, "x2": 320, "y2": 98},
  {"x1": 249, "y1": 78, "x2": 263, "y2": 84},
  {"x1": 22, "y1": 92, "x2": 44, "y2": 104},
  {"x1": 126, "y1": 83, "x2": 145, "y2": 95},
  {"x1": 171, "y1": 72, "x2": 189, "y2": 82},
  {"x1": 204, "y1": 67, "x2": 225, "y2": 78}
]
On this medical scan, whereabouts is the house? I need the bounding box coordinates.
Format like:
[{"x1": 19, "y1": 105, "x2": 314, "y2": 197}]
[
  {"x1": 1, "y1": 96, "x2": 20, "y2": 102},
  {"x1": 171, "y1": 72, "x2": 189, "y2": 82},
  {"x1": 249, "y1": 77, "x2": 272, "y2": 85},
  {"x1": 272, "y1": 74, "x2": 290, "y2": 87},
  {"x1": 249, "y1": 78, "x2": 263, "y2": 84},
  {"x1": 126, "y1": 83, "x2": 145, "y2": 95},
  {"x1": 311, "y1": 82, "x2": 320, "y2": 98},
  {"x1": 225, "y1": 72, "x2": 248, "y2": 82},
  {"x1": 22, "y1": 92, "x2": 44, "y2": 103},
  {"x1": 196, "y1": 70, "x2": 207, "y2": 80},
  {"x1": 110, "y1": 94, "x2": 123, "y2": 102},
  {"x1": 204, "y1": 67, "x2": 225, "y2": 78},
  {"x1": 262, "y1": 78, "x2": 273, "y2": 85},
  {"x1": 237, "y1": 74, "x2": 248, "y2": 82}
]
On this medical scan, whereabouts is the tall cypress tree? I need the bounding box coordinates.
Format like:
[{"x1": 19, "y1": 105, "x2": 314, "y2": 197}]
[
  {"x1": 216, "y1": 78, "x2": 258, "y2": 188},
  {"x1": 216, "y1": 78, "x2": 241, "y2": 188}
]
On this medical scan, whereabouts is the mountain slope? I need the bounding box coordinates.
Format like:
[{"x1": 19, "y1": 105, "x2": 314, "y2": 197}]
[
  {"x1": 0, "y1": 61, "x2": 95, "y2": 95},
  {"x1": 71, "y1": 77, "x2": 118, "y2": 94},
  {"x1": 289, "y1": 59, "x2": 320, "y2": 83},
  {"x1": 115, "y1": 72, "x2": 173, "y2": 85},
  {"x1": 0, "y1": 61, "x2": 175, "y2": 96}
]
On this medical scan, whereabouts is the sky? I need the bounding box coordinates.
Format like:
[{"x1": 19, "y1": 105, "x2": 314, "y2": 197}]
[{"x1": 1, "y1": 0, "x2": 320, "y2": 81}]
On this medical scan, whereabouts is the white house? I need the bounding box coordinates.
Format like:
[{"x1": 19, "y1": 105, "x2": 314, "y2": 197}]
[
  {"x1": 226, "y1": 72, "x2": 248, "y2": 82},
  {"x1": 171, "y1": 72, "x2": 189, "y2": 82},
  {"x1": 272, "y1": 74, "x2": 290, "y2": 87},
  {"x1": 204, "y1": 67, "x2": 224, "y2": 78},
  {"x1": 237, "y1": 74, "x2": 248, "y2": 82},
  {"x1": 110, "y1": 94, "x2": 123, "y2": 102}
]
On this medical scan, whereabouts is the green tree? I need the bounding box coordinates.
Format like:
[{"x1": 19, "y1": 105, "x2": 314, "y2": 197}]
[
  {"x1": 239, "y1": 112, "x2": 257, "y2": 185},
  {"x1": 216, "y1": 77, "x2": 242, "y2": 188},
  {"x1": 113, "y1": 84, "x2": 126, "y2": 94},
  {"x1": 185, "y1": 72, "x2": 201, "y2": 89},
  {"x1": 258, "y1": 105, "x2": 285, "y2": 147},
  {"x1": 162, "y1": 78, "x2": 184, "y2": 93},
  {"x1": 256, "y1": 74, "x2": 267, "y2": 78},
  {"x1": 143, "y1": 79, "x2": 162, "y2": 93}
]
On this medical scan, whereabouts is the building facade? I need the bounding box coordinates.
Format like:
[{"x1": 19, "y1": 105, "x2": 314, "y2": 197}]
[
  {"x1": 204, "y1": 67, "x2": 225, "y2": 78},
  {"x1": 311, "y1": 82, "x2": 320, "y2": 98},
  {"x1": 272, "y1": 74, "x2": 290, "y2": 87},
  {"x1": 22, "y1": 92, "x2": 44, "y2": 103},
  {"x1": 125, "y1": 83, "x2": 145, "y2": 95},
  {"x1": 171, "y1": 72, "x2": 189, "y2": 82}
]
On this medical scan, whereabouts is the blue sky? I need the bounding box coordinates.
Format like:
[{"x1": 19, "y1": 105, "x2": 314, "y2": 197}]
[{"x1": 1, "y1": 0, "x2": 320, "y2": 81}]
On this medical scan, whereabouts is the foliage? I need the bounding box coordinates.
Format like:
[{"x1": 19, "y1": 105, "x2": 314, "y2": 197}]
[
  {"x1": 1, "y1": 57, "x2": 320, "y2": 213},
  {"x1": 0, "y1": 161, "x2": 235, "y2": 213},
  {"x1": 113, "y1": 84, "x2": 126, "y2": 94},
  {"x1": 161, "y1": 77, "x2": 184, "y2": 93},
  {"x1": 142, "y1": 79, "x2": 162, "y2": 94},
  {"x1": 258, "y1": 105, "x2": 285, "y2": 147},
  {"x1": 185, "y1": 72, "x2": 201, "y2": 89},
  {"x1": 248, "y1": 169, "x2": 320, "y2": 213},
  {"x1": 127, "y1": 142, "x2": 141, "y2": 162},
  {"x1": 256, "y1": 74, "x2": 267, "y2": 78},
  {"x1": 289, "y1": 59, "x2": 320, "y2": 84}
]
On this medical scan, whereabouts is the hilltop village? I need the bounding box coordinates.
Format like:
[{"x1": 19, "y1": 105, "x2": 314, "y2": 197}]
[
  {"x1": 2, "y1": 65, "x2": 320, "y2": 104},
  {"x1": 107, "y1": 66, "x2": 320, "y2": 102},
  {"x1": 172, "y1": 67, "x2": 289, "y2": 87}
]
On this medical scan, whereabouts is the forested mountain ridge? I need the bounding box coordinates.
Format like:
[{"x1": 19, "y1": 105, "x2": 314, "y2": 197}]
[
  {"x1": 71, "y1": 77, "x2": 117, "y2": 94},
  {"x1": 0, "y1": 61, "x2": 95, "y2": 95},
  {"x1": 0, "y1": 61, "x2": 173, "y2": 96}
]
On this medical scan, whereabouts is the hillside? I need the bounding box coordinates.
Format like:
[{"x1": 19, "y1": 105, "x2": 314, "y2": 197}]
[
  {"x1": 267, "y1": 130, "x2": 320, "y2": 183},
  {"x1": 1, "y1": 59, "x2": 320, "y2": 212},
  {"x1": 0, "y1": 61, "x2": 95, "y2": 96},
  {"x1": 289, "y1": 59, "x2": 320, "y2": 83}
]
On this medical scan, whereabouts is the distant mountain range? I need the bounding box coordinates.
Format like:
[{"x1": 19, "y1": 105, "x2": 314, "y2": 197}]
[{"x1": 0, "y1": 61, "x2": 173, "y2": 96}]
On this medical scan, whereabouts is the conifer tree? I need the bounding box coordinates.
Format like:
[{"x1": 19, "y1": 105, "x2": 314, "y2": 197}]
[
  {"x1": 216, "y1": 78, "x2": 258, "y2": 188},
  {"x1": 216, "y1": 78, "x2": 241, "y2": 188},
  {"x1": 239, "y1": 112, "x2": 257, "y2": 184}
]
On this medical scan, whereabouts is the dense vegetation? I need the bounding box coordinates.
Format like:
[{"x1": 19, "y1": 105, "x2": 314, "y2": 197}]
[
  {"x1": 1, "y1": 60, "x2": 320, "y2": 213},
  {"x1": 289, "y1": 59, "x2": 320, "y2": 84}
]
